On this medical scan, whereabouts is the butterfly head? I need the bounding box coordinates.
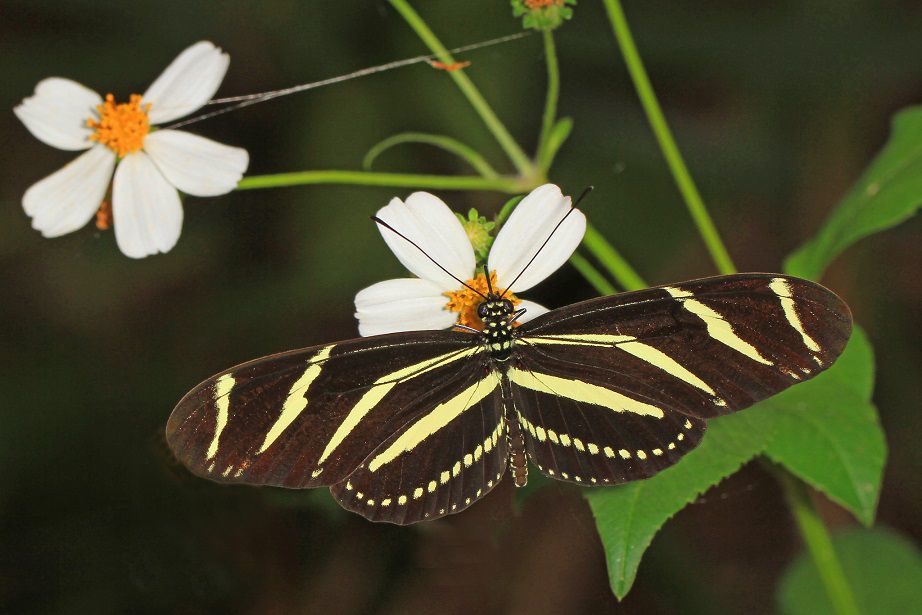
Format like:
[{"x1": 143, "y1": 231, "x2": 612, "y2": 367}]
[{"x1": 478, "y1": 294, "x2": 516, "y2": 361}]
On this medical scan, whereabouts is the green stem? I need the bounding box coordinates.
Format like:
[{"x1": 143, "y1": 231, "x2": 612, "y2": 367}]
[
  {"x1": 583, "y1": 223, "x2": 647, "y2": 291},
  {"x1": 237, "y1": 171, "x2": 525, "y2": 192},
  {"x1": 494, "y1": 196, "x2": 524, "y2": 228},
  {"x1": 773, "y1": 467, "x2": 862, "y2": 615},
  {"x1": 388, "y1": 0, "x2": 537, "y2": 178},
  {"x1": 536, "y1": 29, "x2": 560, "y2": 171},
  {"x1": 570, "y1": 253, "x2": 617, "y2": 295},
  {"x1": 602, "y1": 0, "x2": 735, "y2": 275},
  {"x1": 363, "y1": 132, "x2": 499, "y2": 178}
]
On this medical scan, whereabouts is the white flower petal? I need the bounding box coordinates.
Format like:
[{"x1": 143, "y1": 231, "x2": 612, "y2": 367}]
[
  {"x1": 144, "y1": 130, "x2": 248, "y2": 196},
  {"x1": 112, "y1": 151, "x2": 183, "y2": 258},
  {"x1": 354, "y1": 278, "x2": 456, "y2": 336},
  {"x1": 144, "y1": 41, "x2": 229, "y2": 124},
  {"x1": 376, "y1": 192, "x2": 476, "y2": 290},
  {"x1": 489, "y1": 184, "x2": 586, "y2": 293},
  {"x1": 23, "y1": 145, "x2": 115, "y2": 238},
  {"x1": 14, "y1": 78, "x2": 101, "y2": 151},
  {"x1": 516, "y1": 299, "x2": 550, "y2": 324}
]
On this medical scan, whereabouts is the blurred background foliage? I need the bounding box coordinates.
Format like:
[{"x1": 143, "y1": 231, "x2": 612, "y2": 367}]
[{"x1": 1, "y1": 1, "x2": 921, "y2": 613}]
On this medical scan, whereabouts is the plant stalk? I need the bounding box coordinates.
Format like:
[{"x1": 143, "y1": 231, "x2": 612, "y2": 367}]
[
  {"x1": 602, "y1": 0, "x2": 735, "y2": 275},
  {"x1": 388, "y1": 0, "x2": 536, "y2": 178},
  {"x1": 237, "y1": 171, "x2": 525, "y2": 192},
  {"x1": 773, "y1": 467, "x2": 862, "y2": 615},
  {"x1": 537, "y1": 29, "x2": 560, "y2": 171},
  {"x1": 583, "y1": 224, "x2": 647, "y2": 291},
  {"x1": 363, "y1": 132, "x2": 499, "y2": 178},
  {"x1": 570, "y1": 253, "x2": 617, "y2": 295}
]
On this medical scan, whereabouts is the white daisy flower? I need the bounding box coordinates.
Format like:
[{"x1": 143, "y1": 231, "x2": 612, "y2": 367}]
[
  {"x1": 355, "y1": 183, "x2": 587, "y2": 336},
  {"x1": 14, "y1": 41, "x2": 249, "y2": 258}
]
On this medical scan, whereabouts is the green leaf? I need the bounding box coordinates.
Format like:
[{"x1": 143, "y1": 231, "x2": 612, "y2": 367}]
[
  {"x1": 537, "y1": 116, "x2": 573, "y2": 171},
  {"x1": 785, "y1": 106, "x2": 922, "y2": 279},
  {"x1": 586, "y1": 410, "x2": 769, "y2": 599},
  {"x1": 362, "y1": 131, "x2": 499, "y2": 178},
  {"x1": 585, "y1": 327, "x2": 885, "y2": 599},
  {"x1": 760, "y1": 328, "x2": 886, "y2": 526},
  {"x1": 778, "y1": 527, "x2": 922, "y2": 615}
]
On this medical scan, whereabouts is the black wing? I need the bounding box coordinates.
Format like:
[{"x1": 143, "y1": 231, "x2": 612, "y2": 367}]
[
  {"x1": 168, "y1": 330, "x2": 509, "y2": 523},
  {"x1": 510, "y1": 273, "x2": 852, "y2": 485},
  {"x1": 330, "y1": 366, "x2": 508, "y2": 524}
]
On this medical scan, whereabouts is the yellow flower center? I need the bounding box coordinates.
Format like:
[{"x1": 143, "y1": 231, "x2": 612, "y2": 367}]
[
  {"x1": 443, "y1": 270, "x2": 521, "y2": 330},
  {"x1": 87, "y1": 94, "x2": 151, "y2": 156}
]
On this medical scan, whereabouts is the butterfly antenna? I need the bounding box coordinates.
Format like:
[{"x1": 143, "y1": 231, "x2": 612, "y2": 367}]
[
  {"x1": 500, "y1": 186, "x2": 593, "y2": 298},
  {"x1": 483, "y1": 264, "x2": 495, "y2": 295},
  {"x1": 372, "y1": 216, "x2": 486, "y2": 298}
]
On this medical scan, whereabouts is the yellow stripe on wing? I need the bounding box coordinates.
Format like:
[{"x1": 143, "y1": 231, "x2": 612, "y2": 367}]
[
  {"x1": 368, "y1": 371, "x2": 501, "y2": 472},
  {"x1": 507, "y1": 367, "x2": 664, "y2": 418},
  {"x1": 527, "y1": 333, "x2": 718, "y2": 397}
]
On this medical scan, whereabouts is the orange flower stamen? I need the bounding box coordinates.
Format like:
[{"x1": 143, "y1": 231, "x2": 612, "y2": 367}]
[
  {"x1": 525, "y1": 0, "x2": 564, "y2": 8},
  {"x1": 95, "y1": 199, "x2": 112, "y2": 230},
  {"x1": 87, "y1": 94, "x2": 151, "y2": 157},
  {"x1": 444, "y1": 270, "x2": 521, "y2": 330}
]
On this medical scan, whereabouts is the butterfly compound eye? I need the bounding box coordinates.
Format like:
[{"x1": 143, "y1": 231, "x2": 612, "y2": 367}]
[
  {"x1": 477, "y1": 302, "x2": 488, "y2": 318},
  {"x1": 502, "y1": 299, "x2": 514, "y2": 313}
]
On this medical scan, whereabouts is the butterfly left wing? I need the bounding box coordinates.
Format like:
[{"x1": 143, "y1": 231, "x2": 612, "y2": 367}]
[
  {"x1": 167, "y1": 331, "x2": 483, "y2": 490},
  {"x1": 510, "y1": 273, "x2": 852, "y2": 485}
]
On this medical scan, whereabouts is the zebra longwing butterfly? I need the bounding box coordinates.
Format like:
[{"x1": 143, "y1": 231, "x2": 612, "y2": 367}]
[{"x1": 167, "y1": 272, "x2": 851, "y2": 525}]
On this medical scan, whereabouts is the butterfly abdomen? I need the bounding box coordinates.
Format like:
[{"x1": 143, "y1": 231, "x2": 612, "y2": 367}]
[{"x1": 504, "y1": 403, "x2": 528, "y2": 487}]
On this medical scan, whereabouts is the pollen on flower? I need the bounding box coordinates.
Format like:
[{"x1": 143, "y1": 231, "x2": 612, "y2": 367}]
[
  {"x1": 444, "y1": 271, "x2": 520, "y2": 330},
  {"x1": 525, "y1": 0, "x2": 564, "y2": 7},
  {"x1": 87, "y1": 94, "x2": 151, "y2": 157}
]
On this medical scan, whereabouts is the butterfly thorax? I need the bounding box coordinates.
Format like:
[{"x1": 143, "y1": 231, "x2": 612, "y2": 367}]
[{"x1": 477, "y1": 294, "x2": 516, "y2": 361}]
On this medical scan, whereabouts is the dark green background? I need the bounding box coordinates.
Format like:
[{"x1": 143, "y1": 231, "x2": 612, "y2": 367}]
[{"x1": 1, "y1": 1, "x2": 920, "y2": 613}]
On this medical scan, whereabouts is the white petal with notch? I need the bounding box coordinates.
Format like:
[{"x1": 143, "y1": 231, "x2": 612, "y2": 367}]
[
  {"x1": 143, "y1": 41, "x2": 229, "y2": 124},
  {"x1": 376, "y1": 192, "x2": 476, "y2": 291},
  {"x1": 144, "y1": 129, "x2": 248, "y2": 196},
  {"x1": 15, "y1": 78, "x2": 102, "y2": 151},
  {"x1": 23, "y1": 145, "x2": 115, "y2": 237},
  {"x1": 112, "y1": 151, "x2": 184, "y2": 258},
  {"x1": 355, "y1": 278, "x2": 457, "y2": 336},
  {"x1": 489, "y1": 184, "x2": 586, "y2": 293}
]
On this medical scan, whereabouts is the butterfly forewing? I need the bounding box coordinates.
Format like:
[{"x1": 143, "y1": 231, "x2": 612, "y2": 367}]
[
  {"x1": 513, "y1": 274, "x2": 852, "y2": 482},
  {"x1": 167, "y1": 331, "x2": 483, "y2": 490}
]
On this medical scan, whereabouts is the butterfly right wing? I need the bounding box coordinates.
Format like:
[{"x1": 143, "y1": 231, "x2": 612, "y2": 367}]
[
  {"x1": 509, "y1": 274, "x2": 851, "y2": 486},
  {"x1": 166, "y1": 331, "x2": 482, "y2": 489}
]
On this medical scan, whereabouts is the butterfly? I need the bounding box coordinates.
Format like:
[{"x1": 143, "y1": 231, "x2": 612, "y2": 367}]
[{"x1": 166, "y1": 262, "x2": 851, "y2": 524}]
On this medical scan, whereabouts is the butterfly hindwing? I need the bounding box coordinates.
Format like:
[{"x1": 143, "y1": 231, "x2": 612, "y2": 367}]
[
  {"x1": 166, "y1": 331, "x2": 483, "y2": 489},
  {"x1": 331, "y1": 368, "x2": 508, "y2": 524},
  {"x1": 508, "y1": 359, "x2": 707, "y2": 486},
  {"x1": 512, "y1": 274, "x2": 851, "y2": 482}
]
